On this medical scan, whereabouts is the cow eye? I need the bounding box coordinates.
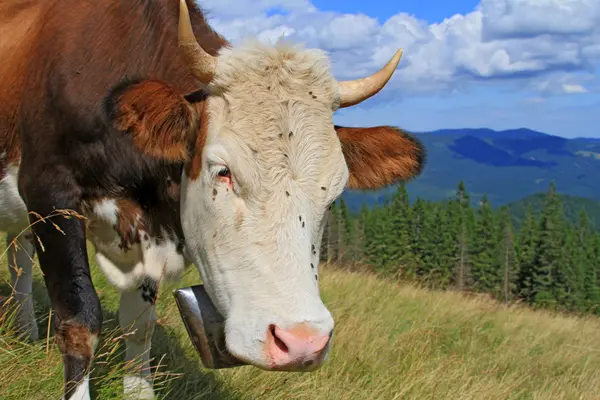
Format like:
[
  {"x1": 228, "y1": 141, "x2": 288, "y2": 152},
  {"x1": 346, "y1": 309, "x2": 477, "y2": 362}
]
[
  {"x1": 214, "y1": 166, "x2": 233, "y2": 189},
  {"x1": 217, "y1": 167, "x2": 230, "y2": 178}
]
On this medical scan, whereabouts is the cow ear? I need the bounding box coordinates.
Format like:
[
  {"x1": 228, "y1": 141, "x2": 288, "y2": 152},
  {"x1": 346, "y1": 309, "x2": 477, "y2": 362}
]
[
  {"x1": 335, "y1": 125, "x2": 426, "y2": 190},
  {"x1": 103, "y1": 79, "x2": 198, "y2": 162}
]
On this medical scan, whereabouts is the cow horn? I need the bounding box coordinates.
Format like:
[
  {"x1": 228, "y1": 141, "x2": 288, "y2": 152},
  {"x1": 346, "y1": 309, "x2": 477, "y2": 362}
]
[
  {"x1": 337, "y1": 49, "x2": 403, "y2": 108},
  {"x1": 178, "y1": 0, "x2": 217, "y2": 84}
]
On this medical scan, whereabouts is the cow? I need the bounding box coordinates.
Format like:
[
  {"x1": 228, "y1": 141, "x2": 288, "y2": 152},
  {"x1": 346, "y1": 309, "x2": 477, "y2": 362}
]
[{"x1": 0, "y1": 0, "x2": 425, "y2": 399}]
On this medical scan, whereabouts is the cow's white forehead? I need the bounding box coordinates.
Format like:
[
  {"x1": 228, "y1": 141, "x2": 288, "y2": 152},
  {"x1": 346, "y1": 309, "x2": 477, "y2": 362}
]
[
  {"x1": 202, "y1": 41, "x2": 348, "y2": 203},
  {"x1": 209, "y1": 40, "x2": 339, "y2": 106}
]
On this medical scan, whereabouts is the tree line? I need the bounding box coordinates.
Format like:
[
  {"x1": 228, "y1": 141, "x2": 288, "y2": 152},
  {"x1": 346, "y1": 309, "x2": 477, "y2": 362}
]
[{"x1": 321, "y1": 181, "x2": 600, "y2": 315}]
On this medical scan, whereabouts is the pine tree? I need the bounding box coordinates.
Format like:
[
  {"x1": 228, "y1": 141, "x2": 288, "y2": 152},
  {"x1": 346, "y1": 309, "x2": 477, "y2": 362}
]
[
  {"x1": 389, "y1": 184, "x2": 416, "y2": 278},
  {"x1": 586, "y1": 232, "x2": 600, "y2": 314},
  {"x1": 416, "y1": 202, "x2": 445, "y2": 286},
  {"x1": 471, "y1": 194, "x2": 497, "y2": 293},
  {"x1": 558, "y1": 227, "x2": 579, "y2": 310},
  {"x1": 456, "y1": 181, "x2": 470, "y2": 206},
  {"x1": 498, "y1": 206, "x2": 519, "y2": 303},
  {"x1": 573, "y1": 210, "x2": 597, "y2": 311},
  {"x1": 350, "y1": 203, "x2": 369, "y2": 264},
  {"x1": 532, "y1": 182, "x2": 565, "y2": 309},
  {"x1": 448, "y1": 181, "x2": 474, "y2": 291},
  {"x1": 517, "y1": 205, "x2": 538, "y2": 302},
  {"x1": 364, "y1": 206, "x2": 393, "y2": 273},
  {"x1": 411, "y1": 198, "x2": 426, "y2": 275},
  {"x1": 437, "y1": 205, "x2": 458, "y2": 288}
]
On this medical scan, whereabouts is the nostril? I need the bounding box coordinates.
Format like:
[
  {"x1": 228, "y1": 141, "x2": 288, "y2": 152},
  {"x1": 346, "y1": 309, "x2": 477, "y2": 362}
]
[
  {"x1": 271, "y1": 324, "x2": 330, "y2": 355},
  {"x1": 269, "y1": 324, "x2": 289, "y2": 354}
]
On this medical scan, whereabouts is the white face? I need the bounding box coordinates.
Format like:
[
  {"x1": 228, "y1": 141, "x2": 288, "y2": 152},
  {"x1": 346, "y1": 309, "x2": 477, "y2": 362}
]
[{"x1": 180, "y1": 42, "x2": 348, "y2": 370}]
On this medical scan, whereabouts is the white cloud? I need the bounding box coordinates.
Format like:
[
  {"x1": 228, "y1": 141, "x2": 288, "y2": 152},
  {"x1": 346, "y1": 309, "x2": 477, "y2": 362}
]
[
  {"x1": 533, "y1": 73, "x2": 594, "y2": 96},
  {"x1": 316, "y1": 14, "x2": 379, "y2": 51},
  {"x1": 257, "y1": 25, "x2": 296, "y2": 43},
  {"x1": 562, "y1": 83, "x2": 588, "y2": 94},
  {"x1": 480, "y1": 0, "x2": 600, "y2": 39},
  {"x1": 197, "y1": 0, "x2": 600, "y2": 97}
]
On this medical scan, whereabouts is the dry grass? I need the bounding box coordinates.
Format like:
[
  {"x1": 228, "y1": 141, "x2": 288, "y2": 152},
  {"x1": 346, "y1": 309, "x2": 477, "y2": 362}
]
[{"x1": 1, "y1": 235, "x2": 600, "y2": 399}]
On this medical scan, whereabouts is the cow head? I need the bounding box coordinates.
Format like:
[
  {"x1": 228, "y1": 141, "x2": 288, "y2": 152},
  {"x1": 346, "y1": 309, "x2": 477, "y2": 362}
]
[{"x1": 104, "y1": 0, "x2": 425, "y2": 373}]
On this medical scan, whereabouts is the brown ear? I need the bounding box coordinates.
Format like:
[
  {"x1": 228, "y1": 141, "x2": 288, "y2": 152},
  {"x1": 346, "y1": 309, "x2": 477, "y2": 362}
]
[
  {"x1": 335, "y1": 125, "x2": 426, "y2": 190},
  {"x1": 103, "y1": 79, "x2": 198, "y2": 162}
]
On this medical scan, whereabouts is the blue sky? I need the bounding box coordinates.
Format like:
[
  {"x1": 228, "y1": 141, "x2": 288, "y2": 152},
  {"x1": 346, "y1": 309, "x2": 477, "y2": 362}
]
[
  {"x1": 311, "y1": 0, "x2": 480, "y2": 23},
  {"x1": 202, "y1": 0, "x2": 599, "y2": 138}
]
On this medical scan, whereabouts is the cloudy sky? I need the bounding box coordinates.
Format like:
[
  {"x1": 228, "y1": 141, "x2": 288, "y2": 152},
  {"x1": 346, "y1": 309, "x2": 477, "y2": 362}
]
[{"x1": 196, "y1": 0, "x2": 599, "y2": 138}]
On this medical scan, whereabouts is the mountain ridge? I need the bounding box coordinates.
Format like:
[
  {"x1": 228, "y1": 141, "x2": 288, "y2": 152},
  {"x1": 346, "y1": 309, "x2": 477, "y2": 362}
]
[{"x1": 341, "y1": 127, "x2": 600, "y2": 212}]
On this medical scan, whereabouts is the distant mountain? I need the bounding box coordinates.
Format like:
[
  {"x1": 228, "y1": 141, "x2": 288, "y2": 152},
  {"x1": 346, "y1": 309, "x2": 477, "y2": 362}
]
[{"x1": 342, "y1": 127, "x2": 600, "y2": 212}]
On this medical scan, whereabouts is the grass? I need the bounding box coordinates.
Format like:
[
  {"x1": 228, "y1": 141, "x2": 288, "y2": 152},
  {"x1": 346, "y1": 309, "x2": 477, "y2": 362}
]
[{"x1": 1, "y1": 233, "x2": 600, "y2": 399}]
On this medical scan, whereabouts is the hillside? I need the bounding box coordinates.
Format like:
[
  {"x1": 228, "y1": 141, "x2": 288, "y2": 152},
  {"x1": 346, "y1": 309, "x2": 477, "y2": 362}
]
[
  {"x1": 506, "y1": 192, "x2": 600, "y2": 231},
  {"x1": 342, "y1": 127, "x2": 600, "y2": 212},
  {"x1": 2, "y1": 239, "x2": 600, "y2": 399}
]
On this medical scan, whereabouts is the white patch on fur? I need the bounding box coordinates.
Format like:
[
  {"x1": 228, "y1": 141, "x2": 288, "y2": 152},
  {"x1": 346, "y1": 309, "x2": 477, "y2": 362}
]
[
  {"x1": 0, "y1": 164, "x2": 39, "y2": 341},
  {"x1": 139, "y1": 228, "x2": 186, "y2": 282},
  {"x1": 5, "y1": 232, "x2": 38, "y2": 341},
  {"x1": 92, "y1": 198, "x2": 119, "y2": 225},
  {"x1": 120, "y1": 288, "x2": 156, "y2": 399},
  {"x1": 123, "y1": 376, "x2": 155, "y2": 400},
  {"x1": 181, "y1": 41, "x2": 350, "y2": 368},
  {"x1": 62, "y1": 376, "x2": 90, "y2": 400},
  {"x1": 0, "y1": 164, "x2": 30, "y2": 233},
  {"x1": 85, "y1": 202, "x2": 187, "y2": 291}
]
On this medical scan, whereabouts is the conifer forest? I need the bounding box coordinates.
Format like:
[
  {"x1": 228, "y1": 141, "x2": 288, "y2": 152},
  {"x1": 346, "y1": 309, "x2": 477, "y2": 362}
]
[{"x1": 322, "y1": 181, "x2": 600, "y2": 315}]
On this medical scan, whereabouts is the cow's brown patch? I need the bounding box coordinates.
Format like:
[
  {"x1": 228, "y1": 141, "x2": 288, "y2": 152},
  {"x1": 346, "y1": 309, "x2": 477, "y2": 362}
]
[
  {"x1": 54, "y1": 320, "x2": 98, "y2": 360},
  {"x1": 115, "y1": 198, "x2": 145, "y2": 251},
  {"x1": 335, "y1": 125, "x2": 426, "y2": 190},
  {"x1": 0, "y1": 1, "x2": 43, "y2": 179},
  {"x1": 106, "y1": 80, "x2": 198, "y2": 163},
  {"x1": 185, "y1": 100, "x2": 209, "y2": 181},
  {"x1": 167, "y1": 179, "x2": 181, "y2": 201}
]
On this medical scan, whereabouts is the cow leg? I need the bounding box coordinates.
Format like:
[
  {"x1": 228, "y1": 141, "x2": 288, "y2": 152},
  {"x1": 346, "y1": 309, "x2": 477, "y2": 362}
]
[
  {"x1": 5, "y1": 231, "x2": 38, "y2": 341},
  {"x1": 22, "y1": 181, "x2": 101, "y2": 400},
  {"x1": 119, "y1": 278, "x2": 157, "y2": 400}
]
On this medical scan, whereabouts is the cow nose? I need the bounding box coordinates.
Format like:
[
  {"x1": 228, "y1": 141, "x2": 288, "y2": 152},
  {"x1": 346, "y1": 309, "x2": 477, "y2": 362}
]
[{"x1": 265, "y1": 323, "x2": 331, "y2": 370}]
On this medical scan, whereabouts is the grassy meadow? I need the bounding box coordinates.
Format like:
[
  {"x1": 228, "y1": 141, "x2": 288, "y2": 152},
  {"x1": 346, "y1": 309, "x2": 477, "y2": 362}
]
[{"x1": 1, "y1": 234, "x2": 600, "y2": 399}]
